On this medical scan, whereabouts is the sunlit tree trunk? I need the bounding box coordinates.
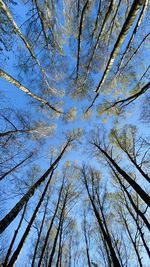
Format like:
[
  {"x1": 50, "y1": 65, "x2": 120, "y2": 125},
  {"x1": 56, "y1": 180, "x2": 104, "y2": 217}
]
[{"x1": 0, "y1": 69, "x2": 62, "y2": 114}]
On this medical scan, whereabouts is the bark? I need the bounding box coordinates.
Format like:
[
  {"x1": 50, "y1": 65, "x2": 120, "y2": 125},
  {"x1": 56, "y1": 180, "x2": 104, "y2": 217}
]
[
  {"x1": 0, "y1": 153, "x2": 32, "y2": 181},
  {"x1": 101, "y1": 234, "x2": 112, "y2": 267},
  {"x1": 0, "y1": 0, "x2": 58, "y2": 96},
  {"x1": 0, "y1": 138, "x2": 71, "y2": 234},
  {"x1": 93, "y1": 143, "x2": 150, "y2": 207},
  {"x1": 7, "y1": 170, "x2": 55, "y2": 267},
  {"x1": 86, "y1": 0, "x2": 144, "y2": 111},
  {"x1": 88, "y1": 193, "x2": 121, "y2": 267},
  {"x1": 0, "y1": 68, "x2": 62, "y2": 114}
]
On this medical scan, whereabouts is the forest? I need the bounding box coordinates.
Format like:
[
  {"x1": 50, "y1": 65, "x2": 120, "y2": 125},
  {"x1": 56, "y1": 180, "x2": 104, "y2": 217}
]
[{"x1": 0, "y1": 0, "x2": 150, "y2": 266}]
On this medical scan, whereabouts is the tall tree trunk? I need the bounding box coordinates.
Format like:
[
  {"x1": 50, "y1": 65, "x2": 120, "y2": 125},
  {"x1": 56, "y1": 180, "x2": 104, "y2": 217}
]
[
  {"x1": 34, "y1": 0, "x2": 51, "y2": 52},
  {"x1": 93, "y1": 143, "x2": 150, "y2": 206},
  {"x1": 82, "y1": 169, "x2": 121, "y2": 267},
  {"x1": 0, "y1": 138, "x2": 72, "y2": 233},
  {"x1": 0, "y1": 69, "x2": 62, "y2": 114},
  {"x1": 7, "y1": 170, "x2": 55, "y2": 267},
  {"x1": 76, "y1": 0, "x2": 89, "y2": 79},
  {"x1": 118, "y1": 33, "x2": 149, "y2": 75},
  {"x1": 92, "y1": 0, "x2": 102, "y2": 38},
  {"x1": 111, "y1": 166, "x2": 150, "y2": 231}
]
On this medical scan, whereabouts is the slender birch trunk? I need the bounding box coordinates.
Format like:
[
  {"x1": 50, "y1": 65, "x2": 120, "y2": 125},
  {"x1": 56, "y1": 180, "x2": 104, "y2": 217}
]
[
  {"x1": 0, "y1": 69, "x2": 63, "y2": 114},
  {"x1": 0, "y1": 137, "x2": 72, "y2": 233}
]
